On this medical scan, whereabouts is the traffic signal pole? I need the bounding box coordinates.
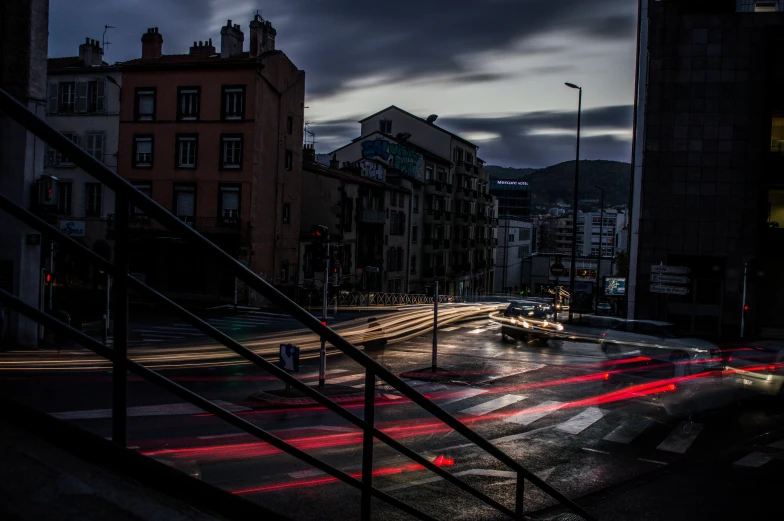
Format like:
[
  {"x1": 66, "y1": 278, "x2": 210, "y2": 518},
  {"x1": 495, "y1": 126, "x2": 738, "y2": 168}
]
[
  {"x1": 319, "y1": 243, "x2": 329, "y2": 388},
  {"x1": 740, "y1": 262, "x2": 748, "y2": 338},
  {"x1": 432, "y1": 281, "x2": 438, "y2": 372}
]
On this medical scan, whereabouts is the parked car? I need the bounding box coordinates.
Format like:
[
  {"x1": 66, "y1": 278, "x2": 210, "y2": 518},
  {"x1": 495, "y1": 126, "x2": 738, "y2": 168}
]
[
  {"x1": 597, "y1": 302, "x2": 612, "y2": 315},
  {"x1": 725, "y1": 342, "x2": 784, "y2": 397}
]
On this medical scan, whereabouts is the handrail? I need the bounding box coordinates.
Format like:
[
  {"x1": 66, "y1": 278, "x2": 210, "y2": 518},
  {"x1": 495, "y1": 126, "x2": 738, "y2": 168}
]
[{"x1": 0, "y1": 87, "x2": 597, "y2": 521}]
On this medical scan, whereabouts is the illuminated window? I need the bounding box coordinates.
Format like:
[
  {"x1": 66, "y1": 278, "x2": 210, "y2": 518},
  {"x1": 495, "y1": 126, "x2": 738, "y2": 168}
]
[
  {"x1": 771, "y1": 115, "x2": 784, "y2": 152},
  {"x1": 768, "y1": 189, "x2": 784, "y2": 228},
  {"x1": 756, "y1": 2, "x2": 777, "y2": 12}
]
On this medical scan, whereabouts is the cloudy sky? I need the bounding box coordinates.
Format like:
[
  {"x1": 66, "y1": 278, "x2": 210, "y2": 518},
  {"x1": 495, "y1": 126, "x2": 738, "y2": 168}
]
[{"x1": 49, "y1": 0, "x2": 638, "y2": 168}]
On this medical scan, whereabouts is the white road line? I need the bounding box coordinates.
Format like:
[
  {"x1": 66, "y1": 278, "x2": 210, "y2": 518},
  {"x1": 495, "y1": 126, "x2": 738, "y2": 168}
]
[
  {"x1": 603, "y1": 417, "x2": 654, "y2": 444},
  {"x1": 733, "y1": 452, "x2": 773, "y2": 468},
  {"x1": 768, "y1": 439, "x2": 784, "y2": 450},
  {"x1": 638, "y1": 458, "x2": 667, "y2": 465},
  {"x1": 440, "y1": 326, "x2": 460, "y2": 332},
  {"x1": 454, "y1": 469, "x2": 517, "y2": 478},
  {"x1": 307, "y1": 374, "x2": 363, "y2": 386},
  {"x1": 478, "y1": 363, "x2": 546, "y2": 382},
  {"x1": 581, "y1": 447, "x2": 610, "y2": 454},
  {"x1": 437, "y1": 388, "x2": 487, "y2": 405},
  {"x1": 555, "y1": 407, "x2": 607, "y2": 435},
  {"x1": 459, "y1": 394, "x2": 526, "y2": 416},
  {"x1": 468, "y1": 328, "x2": 487, "y2": 334},
  {"x1": 505, "y1": 401, "x2": 565, "y2": 426},
  {"x1": 656, "y1": 422, "x2": 704, "y2": 453},
  {"x1": 52, "y1": 400, "x2": 250, "y2": 420}
]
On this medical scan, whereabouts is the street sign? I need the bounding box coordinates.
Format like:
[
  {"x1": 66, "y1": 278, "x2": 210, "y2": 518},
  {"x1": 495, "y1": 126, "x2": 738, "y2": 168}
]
[
  {"x1": 550, "y1": 262, "x2": 566, "y2": 277},
  {"x1": 650, "y1": 274, "x2": 690, "y2": 284},
  {"x1": 279, "y1": 343, "x2": 300, "y2": 372},
  {"x1": 650, "y1": 284, "x2": 689, "y2": 295},
  {"x1": 651, "y1": 265, "x2": 690, "y2": 275},
  {"x1": 59, "y1": 220, "x2": 86, "y2": 237}
]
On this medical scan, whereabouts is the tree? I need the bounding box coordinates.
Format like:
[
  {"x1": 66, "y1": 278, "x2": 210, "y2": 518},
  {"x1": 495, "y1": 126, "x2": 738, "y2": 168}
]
[{"x1": 614, "y1": 250, "x2": 628, "y2": 277}]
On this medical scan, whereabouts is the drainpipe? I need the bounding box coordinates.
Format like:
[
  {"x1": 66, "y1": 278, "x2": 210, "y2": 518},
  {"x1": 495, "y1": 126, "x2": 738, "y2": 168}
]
[{"x1": 405, "y1": 186, "x2": 413, "y2": 293}]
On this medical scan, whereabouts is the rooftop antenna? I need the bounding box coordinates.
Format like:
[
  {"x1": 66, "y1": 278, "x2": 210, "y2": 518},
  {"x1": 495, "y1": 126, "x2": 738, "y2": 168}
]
[{"x1": 102, "y1": 25, "x2": 115, "y2": 61}]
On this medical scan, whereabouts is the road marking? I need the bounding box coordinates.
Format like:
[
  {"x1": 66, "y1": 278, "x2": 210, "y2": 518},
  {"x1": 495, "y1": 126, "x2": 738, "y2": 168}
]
[
  {"x1": 455, "y1": 469, "x2": 517, "y2": 478},
  {"x1": 555, "y1": 407, "x2": 607, "y2": 435},
  {"x1": 581, "y1": 447, "x2": 610, "y2": 454},
  {"x1": 768, "y1": 439, "x2": 784, "y2": 450},
  {"x1": 437, "y1": 388, "x2": 487, "y2": 405},
  {"x1": 307, "y1": 374, "x2": 363, "y2": 386},
  {"x1": 478, "y1": 363, "x2": 546, "y2": 382},
  {"x1": 440, "y1": 326, "x2": 460, "y2": 332},
  {"x1": 656, "y1": 422, "x2": 703, "y2": 453},
  {"x1": 52, "y1": 400, "x2": 250, "y2": 420},
  {"x1": 468, "y1": 328, "x2": 487, "y2": 334},
  {"x1": 733, "y1": 452, "x2": 772, "y2": 468},
  {"x1": 505, "y1": 401, "x2": 565, "y2": 426},
  {"x1": 638, "y1": 458, "x2": 667, "y2": 465},
  {"x1": 603, "y1": 417, "x2": 654, "y2": 444},
  {"x1": 299, "y1": 369, "x2": 350, "y2": 379},
  {"x1": 459, "y1": 394, "x2": 526, "y2": 416}
]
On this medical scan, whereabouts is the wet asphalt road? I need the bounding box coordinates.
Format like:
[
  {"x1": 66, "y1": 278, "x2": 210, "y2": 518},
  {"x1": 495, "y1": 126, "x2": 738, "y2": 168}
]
[{"x1": 3, "y1": 316, "x2": 784, "y2": 520}]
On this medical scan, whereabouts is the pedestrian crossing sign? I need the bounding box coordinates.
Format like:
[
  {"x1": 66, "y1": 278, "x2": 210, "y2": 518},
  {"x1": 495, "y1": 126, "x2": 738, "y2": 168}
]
[{"x1": 279, "y1": 343, "x2": 300, "y2": 372}]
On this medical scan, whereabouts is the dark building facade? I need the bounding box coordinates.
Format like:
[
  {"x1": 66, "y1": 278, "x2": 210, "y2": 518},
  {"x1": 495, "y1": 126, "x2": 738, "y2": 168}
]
[
  {"x1": 489, "y1": 179, "x2": 531, "y2": 219},
  {"x1": 629, "y1": 0, "x2": 784, "y2": 337}
]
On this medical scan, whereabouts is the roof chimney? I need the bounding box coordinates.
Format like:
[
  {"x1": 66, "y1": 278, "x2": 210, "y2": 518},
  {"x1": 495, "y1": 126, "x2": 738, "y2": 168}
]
[
  {"x1": 79, "y1": 37, "x2": 104, "y2": 66},
  {"x1": 220, "y1": 19, "x2": 244, "y2": 58},
  {"x1": 249, "y1": 13, "x2": 264, "y2": 57},
  {"x1": 330, "y1": 153, "x2": 339, "y2": 169},
  {"x1": 141, "y1": 27, "x2": 163, "y2": 59},
  {"x1": 262, "y1": 20, "x2": 277, "y2": 53},
  {"x1": 303, "y1": 144, "x2": 316, "y2": 162},
  {"x1": 189, "y1": 37, "x2": 216, "y2": 55}
]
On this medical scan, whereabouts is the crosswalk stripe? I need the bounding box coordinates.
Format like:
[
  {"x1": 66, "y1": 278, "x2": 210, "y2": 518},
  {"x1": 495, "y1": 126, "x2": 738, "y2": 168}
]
[
  {"x1": 603, "y1": 417, "x2": 654, "y2": 444},
  {"x1": 52, "y1": 400, "x2": 250, "y2": 420},
  {"x1": 768, "y1": 439, "x2": 784, "y2": 450},
  {"x1": 505, "y1": 400, "x2": 564, "y2": 426},
  {"x1": 437, "y1": 388, "x2": 487, "y2": 405},
  {"x1": 479, "y1": 363, "x2": 546, "y2": 382},
  {"x1": 468, "y1": 328, "x2": 487, "y2": 334},
  {"x1": 459, "y1": 394, "x2": 526, "y2": 416},
  {"x1": 733, "y1": 452, "x2": 772, "y2": 468},
  {"x1": 656, "y1": 422, "x2": 703, "y2": 453},
  {"x1": 440, "y1": 326, "x2": 460, "y2": 332},
  {"x1": 454, "y1": 469, "x2": 517, "y2": 478},
  {"x1": 307, "y1": 374, "x2": 364, "y2": 386},
  {"x1": 555, "y1": 407, "x2": 607, "y2": 434}
]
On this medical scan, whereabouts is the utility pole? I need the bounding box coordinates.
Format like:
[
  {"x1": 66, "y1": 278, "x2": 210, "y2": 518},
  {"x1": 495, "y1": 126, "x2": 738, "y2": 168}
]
[
  {"x1": 431, "y1": 281, "x2": 438, "y2": 372},
  {"x1": 565, "y1": 82, "x2": 582, "y2": 323},
  {"x1": 740, "y1": 262, "x2": 748, "y2": 338},
  {"x1": 319, "y1": 242, "x2": 329, "y2": 388},
  {"x1": 594, "y1": 187, "x2": 604, "y2": 314}
]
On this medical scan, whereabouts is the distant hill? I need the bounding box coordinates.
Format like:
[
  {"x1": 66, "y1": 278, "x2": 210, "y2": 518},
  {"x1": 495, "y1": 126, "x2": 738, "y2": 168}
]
[
  {"x1": 488, "y1": 160, "x2": 630, "y2": 208},
  {"x1": 484, "y1": 165, "x2": 536, "y2": 180}
]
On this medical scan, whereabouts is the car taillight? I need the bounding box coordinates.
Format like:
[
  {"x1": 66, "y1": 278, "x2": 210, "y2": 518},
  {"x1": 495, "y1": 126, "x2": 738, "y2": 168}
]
[
  {"x1": 603, "y1": 372, "x2": 610, "y2": 380},
  {"x1": 601, "y1": 332, "x2": 607, "y2": 338},
  {"x1": 768, "y1": 364, "x2": 777, "y2": 373},
  {"x1": 666, "y1": 384, "x2": 676, "y2": 391}
]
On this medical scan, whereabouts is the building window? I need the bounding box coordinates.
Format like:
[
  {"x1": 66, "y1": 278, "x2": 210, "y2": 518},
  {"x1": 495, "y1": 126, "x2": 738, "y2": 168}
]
[
  {"x1": 58, "y1": 182, "x2": 72, "y2": 216},
  {"x1": 132, "y1": 182, "x2": 151, "y2": 215},
  {"x1": 133, "y1": 136, "x2": 153, "y2": 168},
  {"x1": 412, "y1": 225, "x2": 418, "y2": 244},
  {"x1": 87, "y1": 80, "x2": 106, "y2": 113},
  {"x1": 47, "y1": 132, "x2": 79, "y2": 166},
  {"x1": 219, "y1": 185, "x2": 240, "y2": 221},
  {"x1": 379, "y1": 120, "x2": 392, "y2": 134},
  {"x1": 390, "y1": 192, "x2": 397, "y2": 206},
  {"x1": 173, "y1": 184, "x2": 195, "y2": 221},
  {"x1": 466, "y1": 153, "x2": 474, "y2": 165},
  {"x1": 177, "y1": 87, "x2": 200, "y2": 121},
  {"x1": 135, "y1": 88, "x2": 156, "y2": 121},
  {"x1": 86, "y1": 132, "x2": 104, "y2": 161},
  {"x1": 413, "y1": 194, "x2": 419, "y2": 213},
  {"x1": 176, "y1": 135, "x2": 198, "y2": 169},
  {"x1": 283, "y1": 202, "x2": 291, "y2": 224},
  {"x1": 285, "y1": 149, "x2": 293, "y2": 171},
  {"x1": 220, "y1": 134, "x2": 243, "y2": 170},
  {"x1": 508, "y1": 233, "x2": 514, "y2": 243},
  {"x1": 58, "y1": 82, "x2": 76, "y2": 113},
  {"x1": 222, "y1": 85, "x2": 245, "y2": 120},
  {"x1": 287, "y1": 115, "x2": 293, "y2": 134},
  {"x1": 454, "y1": 147, "x2": 464, "y2": 163},
  {"x1": 85, "y1": 183, "x2": 102, "y2": 217},
  {"x1": 425, "y1": 164, "x2": 434, "y2": 180},
  {"x1": 756, "y1": 2, "x2": 777, "y2": 12}
]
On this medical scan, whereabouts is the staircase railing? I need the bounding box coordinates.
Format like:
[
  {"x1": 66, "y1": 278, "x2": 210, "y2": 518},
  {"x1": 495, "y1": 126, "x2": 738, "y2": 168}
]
[{"x1": 0, "y1": 88, "x2": 596, "y2": 521}]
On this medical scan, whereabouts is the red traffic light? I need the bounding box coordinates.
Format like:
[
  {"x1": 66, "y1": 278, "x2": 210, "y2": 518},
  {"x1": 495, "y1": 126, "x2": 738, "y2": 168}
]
[
  {"x1": 744, "y1": 305, "x2": 750, "y2": 311},
  {"x1": 45, "y1": 272, "x2": 52, "y2": 283},
  {"x1": 321, "y1": 320, "x2": 327, "y2": 327}
]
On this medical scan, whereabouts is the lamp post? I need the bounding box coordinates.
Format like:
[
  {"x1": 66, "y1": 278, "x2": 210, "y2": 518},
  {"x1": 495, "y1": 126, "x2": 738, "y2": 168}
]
[
  {"x1": 594, "y1": 185, "x2": 604, "y2": 314},
  {"x1": 565, "y1": 82, "x2": 582, "y2": 323}
]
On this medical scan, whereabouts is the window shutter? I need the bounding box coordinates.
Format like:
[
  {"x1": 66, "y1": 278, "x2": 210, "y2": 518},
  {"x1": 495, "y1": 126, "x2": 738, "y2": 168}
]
[
  {"x1": 400, "y1": 211, "x2": 405, "y2": 233},
  {"x1": 45, "y1": 146, "x2": 55, "y2": 166},
  {"x1": 48, "y1": 83, "x2": 59, "y2": 113},
  {"x1": 75, "y1": 82, "x2": 88, "y2": 113},
  {"x1": 96, "y1": 80, "x2": 106, "y2": 113}
]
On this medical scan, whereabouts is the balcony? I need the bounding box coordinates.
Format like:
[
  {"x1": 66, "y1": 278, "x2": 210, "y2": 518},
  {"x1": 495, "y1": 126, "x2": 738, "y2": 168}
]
[
  {"x1": 456, "y1": 161, "x2": 478, "y2": 176},
  {"x1": 123, "y1": 216, "x2": 243, "y2": 235},
  {"x1": 358, "y1": 208, "x2": 385, "y2": 224}
]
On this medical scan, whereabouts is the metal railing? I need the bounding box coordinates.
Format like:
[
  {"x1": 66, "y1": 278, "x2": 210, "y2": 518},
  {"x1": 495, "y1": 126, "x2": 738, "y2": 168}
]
[
  {"x1": 0, "y1": 88, "x2": 596, "y2": 521},
  {"x1": 338, "y1": 292, "x2": 464, "y2": 307}
]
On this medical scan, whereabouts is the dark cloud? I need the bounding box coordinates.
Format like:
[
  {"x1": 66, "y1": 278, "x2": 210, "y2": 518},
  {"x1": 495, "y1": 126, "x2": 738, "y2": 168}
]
[{"x1": 312, "y1": 105, "x2": 633, "y2": 168}]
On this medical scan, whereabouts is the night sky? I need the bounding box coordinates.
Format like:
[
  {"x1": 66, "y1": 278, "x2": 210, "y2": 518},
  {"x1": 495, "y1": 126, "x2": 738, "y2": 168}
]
[{"x1": 49, "y1": 0, "x2": 638, "y2": 168}]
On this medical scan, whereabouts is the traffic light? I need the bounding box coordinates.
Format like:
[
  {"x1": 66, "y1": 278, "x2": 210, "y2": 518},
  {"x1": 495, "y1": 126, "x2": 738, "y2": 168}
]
[
  {"x1": 744, "y1": 304, "x2": 750, "y2": 312},
  {"x1": 331, "y1": 245, "x2": 343, "y2": 275},
  {"x1": 311, "y1": 241, "x2": 327, "y2": 272},
  {"x1": 38, "y1": 175, "x2": 58, "y2": 206},
  {"x1": 311, "y1": 225, "x2": 329, "y2": 241}
]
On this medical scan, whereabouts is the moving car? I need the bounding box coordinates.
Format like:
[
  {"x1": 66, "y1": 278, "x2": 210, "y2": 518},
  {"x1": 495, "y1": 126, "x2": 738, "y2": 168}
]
[
  {"x1": 725, "y1": 342, "x2": 784, "y2": 397},
  {"x1": 501, "y1": 301, "x2": 563, "y2": 344}
]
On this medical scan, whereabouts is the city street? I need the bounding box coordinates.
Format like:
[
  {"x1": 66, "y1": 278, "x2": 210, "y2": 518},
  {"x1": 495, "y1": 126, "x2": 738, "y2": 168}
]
[{"x1": 2, "y1": 311, "x2": 783, "y2": 520}]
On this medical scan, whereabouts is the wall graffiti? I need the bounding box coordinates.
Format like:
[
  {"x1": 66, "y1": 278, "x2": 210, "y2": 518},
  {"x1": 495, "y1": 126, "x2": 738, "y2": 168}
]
[
  {"x1": 357, "y1": 159, "x2": 384, "y2": 180},
  {"x1": 361, "y1": 137, "x2": 423, "y2": 179}
]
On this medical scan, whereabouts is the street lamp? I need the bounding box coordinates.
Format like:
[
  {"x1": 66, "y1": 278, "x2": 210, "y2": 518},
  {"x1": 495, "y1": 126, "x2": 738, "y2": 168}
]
[
  {"x1": 594, "y1": 185, "x2": 604, "y2": 314},
  {"x1": 565, "y1": 82, "x2": 582, "y2": 323}
]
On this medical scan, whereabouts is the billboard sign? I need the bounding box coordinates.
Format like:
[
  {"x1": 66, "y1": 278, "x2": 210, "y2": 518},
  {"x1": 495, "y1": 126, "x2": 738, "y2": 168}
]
[{"x1": 604, "y1": 277, "x2": 626, "y2": 296}]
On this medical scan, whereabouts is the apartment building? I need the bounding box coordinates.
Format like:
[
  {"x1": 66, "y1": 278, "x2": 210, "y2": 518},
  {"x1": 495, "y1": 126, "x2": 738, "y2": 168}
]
[
  {"x1": 45, "y1": 39, "x2": 119, "y2": 258},
  {"x1": 331, "y1": 106, "x2": 498, "y2": 297},
  {"x1": 117, "y1": 17, "x2": 305, "y2": 302},
  {"x1": 576, "y1": 210, "x2": 619, "y2": 258},
  {"x1": 494, "y1": 219, "x2": 533, "y2": 294}
]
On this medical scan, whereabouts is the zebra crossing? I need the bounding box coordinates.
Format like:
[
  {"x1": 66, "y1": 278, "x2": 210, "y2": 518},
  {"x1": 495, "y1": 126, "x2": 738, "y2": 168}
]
[{"x1": 131, "y1": 311, "x2": 299, "y2": 344}]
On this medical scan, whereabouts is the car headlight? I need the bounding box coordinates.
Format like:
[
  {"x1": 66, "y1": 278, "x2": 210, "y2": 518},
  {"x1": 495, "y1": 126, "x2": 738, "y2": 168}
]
[
  {"x1": 543, "y1": 321, "x2": 549, "y2": 327},
  {"x1": 556, "y1": 324, "x2": 564, "y2": 331},
  {"x1": 522, "y1": 321, "x2": 530, "y2": 329}
]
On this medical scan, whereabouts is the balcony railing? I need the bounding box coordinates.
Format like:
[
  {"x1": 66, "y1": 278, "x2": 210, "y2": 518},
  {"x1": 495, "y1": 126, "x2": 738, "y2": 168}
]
[
  {"x1": 358, "y1": 208, "x2": 385, "y2": 223},
  {"x1": 117, "y1": 215, "x2": 243, "y2": 234}
]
